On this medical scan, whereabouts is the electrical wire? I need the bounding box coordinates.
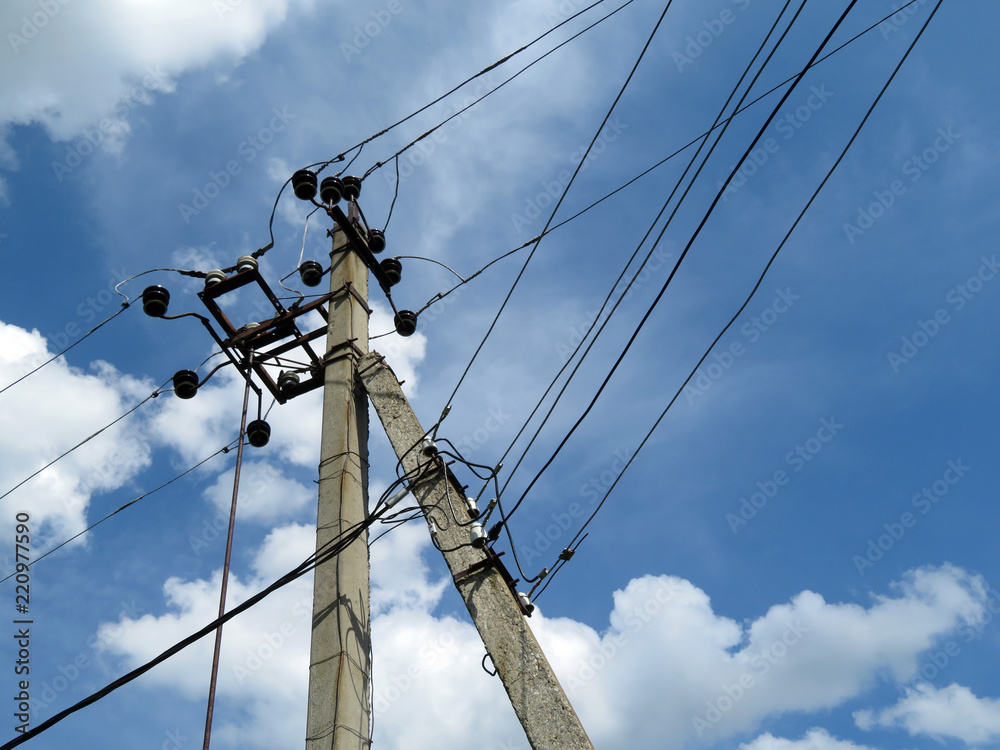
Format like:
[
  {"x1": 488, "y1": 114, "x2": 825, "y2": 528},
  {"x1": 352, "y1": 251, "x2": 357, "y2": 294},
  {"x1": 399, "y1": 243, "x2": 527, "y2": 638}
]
[
  {"x1": 496, "y1": 0, "x2": 801, "y2": 503},
  {"x1": 360, "y1": 0, "x2": 639, "y2": 182},
  {"x1": 383, "y1": 156, "x2": 402, "y2": 232},
  {"x1": 342, "y1": 0, "x2": 628, "y2": 177},
  {"x1": 113, "y1": 267, "x2": 212, "y2": 300},
  {"x1": 441, "y1": 0, "x2": 679, "y2": 423},
  {"x1": 0, "y1": 504, "x2": 387, "y2": 749},
  {"x1": 0, "y1": 440, "x2": 238, "y2": 585},
  {"x1": 0, "y1": 380, "x2": 169, "y2": 505},
  {"x1": 533, "y1": 0, "x2": 945, "y2": 602},
  {"x1": 501, "y1": 0, "x2": 863, "y2": 526},
  {"x1": 407, "y1": 0, "x2": 933, "y2": 322},
  {"x1": 0, "y1": 304, "x2": 131, "y2": 397}
]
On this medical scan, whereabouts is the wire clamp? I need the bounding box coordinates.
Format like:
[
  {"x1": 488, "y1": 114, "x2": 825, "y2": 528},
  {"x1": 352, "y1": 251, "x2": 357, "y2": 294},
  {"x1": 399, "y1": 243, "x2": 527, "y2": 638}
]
[
  {"x1": 323, "y1": 338, "x2": 366, "y2": 365},
  {"x1": 453, "y1": 551, "x2": 501, "y2": 584},
  {"x1": 340, "y1": 280, "x2": 372, "y2": 315}
]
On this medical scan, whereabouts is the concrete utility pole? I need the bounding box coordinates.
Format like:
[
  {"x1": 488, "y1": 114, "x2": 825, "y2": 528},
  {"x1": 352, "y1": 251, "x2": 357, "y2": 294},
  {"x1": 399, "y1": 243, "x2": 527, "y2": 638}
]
[
  {"x1": 306, "y1": 206, "x2": 372, "y2": 750},
  {"x1": 358, "y1": 351, "x2": 595, "y2": 750}
]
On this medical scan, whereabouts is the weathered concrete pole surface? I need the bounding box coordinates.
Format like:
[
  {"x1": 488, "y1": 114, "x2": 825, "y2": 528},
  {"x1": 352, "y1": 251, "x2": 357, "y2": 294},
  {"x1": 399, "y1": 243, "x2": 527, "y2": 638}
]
[
  {"x1": 358, "y1": 351, "x2": 594, "y2": 750},
  {"x1": 306, "y1": 216, "x2": 371, "y2": 750}
]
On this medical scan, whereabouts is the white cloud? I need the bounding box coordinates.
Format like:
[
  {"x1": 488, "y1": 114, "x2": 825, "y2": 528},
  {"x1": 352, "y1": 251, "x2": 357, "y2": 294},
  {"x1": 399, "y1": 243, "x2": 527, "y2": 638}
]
[
  {"x1": 0, "y1": 320, "x2": 155, "y2": 550},
  {"x1": 551, "y1": 564, "x2": 988, "y2": 747},
  {"x1": 739, "y1": 728, "x2": 879, "y2": 750},
  {"x1": 172, "y1": 246, "x2": 223, "y2": 275},
  {"x1": 0, "y1": 0, "x2": 298, "y2": 144},
  {"x1": 369, "y1": 521, "x2": 447, "y2": 617},
  {"x1": 855, "y1": 683, "x2": 1000, "y2": 746},
  {"x1": 98, "y1": 523, "x2": 316, "y2": 746},
  {"x1": 203, "y1": 460, "x2": 313, "y2": 524},
  {"x1": 96, "y1": 507, "x2": 992, "y2": 750}
]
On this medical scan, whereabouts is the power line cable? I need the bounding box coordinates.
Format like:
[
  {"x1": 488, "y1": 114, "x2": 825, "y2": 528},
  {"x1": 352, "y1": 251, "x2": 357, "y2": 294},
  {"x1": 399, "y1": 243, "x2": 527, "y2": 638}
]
[
  {"x1": 435, "y1": 1, "x2": 686, "y2": 583},
  {"x1": 441, "y1": 0, "x2": 680, "y2": 422},
  {"x1": 496, "y1": 0, "x2": 802, "y2": 502},
  {"x1": 406, "y1": 0, "x2": 931, "y2": 322},
  {"x1": 0, "y1": 305, "x2": 131, "y2": 396},
  {"x1": 534, "y1": 0, "x2": 945, "y2": 601},
  {"x1": 361, "y1": 0, "x2": 639, "y2": 181},
  {"x1": 0, "y1": 506, "x2": 385, "y2": 749},
  {"x1": 344, "y1": 0, "x2": 630, "y2": 176},
  {"x1": 502, "y1": 0, "x2": 863, "y2": 525},
  {"x1": 0, "y1": 380, "x2": 168, "y2": 505},
  {"x1": 0, "y1": 439, "x2": 238, "y2": 585},
  {"x1": 486, "y1": 0, "x2": 807, "y2": 577}
]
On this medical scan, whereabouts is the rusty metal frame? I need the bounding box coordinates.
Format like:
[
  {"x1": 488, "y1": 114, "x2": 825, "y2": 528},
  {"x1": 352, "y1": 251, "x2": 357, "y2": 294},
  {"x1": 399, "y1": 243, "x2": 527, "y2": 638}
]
[
  {"x1": 195, "y1": 201, "x2": 392, "y2": 405},
  {"x1": 198, "y1": 265, "x2": 343, "y2": 404}
]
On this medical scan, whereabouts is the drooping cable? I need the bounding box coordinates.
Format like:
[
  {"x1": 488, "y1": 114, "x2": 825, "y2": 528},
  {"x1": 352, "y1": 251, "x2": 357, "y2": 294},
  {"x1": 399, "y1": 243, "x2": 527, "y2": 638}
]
[
  {"x1": 0, "y1": 440, "x2": 238, "y2": 585},
  {"x1": 497, "y1": 0, "x2": 801, "y2": 502},
  {"x1": 534, "y1": 0, "x2": 944, "y2": 601},
  {"x1": 0, "y1": 380, "x2": 168, "y2": 505},
  {"x1": 0, "y1": 305, "x2": 131, "y2": 397},
  {"x1": 502, "y1": 0, "x2": 863, "y2": 525},
  {"x1": 441, "y1": 0, "x2": 680, "y2": 422},
  {"x1": 382, "y1": 156, "x2": 402, "y2": 231}
]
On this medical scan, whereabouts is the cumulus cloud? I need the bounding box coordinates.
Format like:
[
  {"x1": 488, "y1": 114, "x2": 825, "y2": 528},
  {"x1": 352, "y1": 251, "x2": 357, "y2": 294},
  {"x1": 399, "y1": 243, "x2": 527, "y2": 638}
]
[
  {"x1": 203, "y1": 460, "x2": 313, "y2": 524},
  {"x1": 98, "y1": 523, "x2": 316, "y2": 747},
  {"x1": 95, "y1": 505, "x2": 991, "y2": 750},
  {"x1": 0, "y1": 320, "x2": 155, "y2": 551},
  {"x1": 0, "y1": 0, "x2": 298, "y2": 144},
  {"x1": 855, "y1": 683, "x2": 1000, "y2": 746},
  {"x1": 739, "y1": 728, "x2": 880, "y2": 750},
  {"x1": 533, "y1": 564, "x2": 988, "y2": 747}
]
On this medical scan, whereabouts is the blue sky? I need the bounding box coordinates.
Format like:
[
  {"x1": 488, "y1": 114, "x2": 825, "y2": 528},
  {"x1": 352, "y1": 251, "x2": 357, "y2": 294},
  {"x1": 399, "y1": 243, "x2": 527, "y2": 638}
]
[{"x1": 2, "y1": 1, "x2": 999, "y2": 748}]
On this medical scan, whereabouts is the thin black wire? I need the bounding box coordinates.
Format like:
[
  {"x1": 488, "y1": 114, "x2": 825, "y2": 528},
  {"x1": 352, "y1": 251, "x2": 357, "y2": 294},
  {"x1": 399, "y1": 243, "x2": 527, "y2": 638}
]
[
  {"x1": 0, "y1": 508, "x2": 384, "y2": 750},
  {"x1": 409, "y1": 0, "x2": 932, "y2": 320},
  {"x1": 441, "y1": 0, "x2": 679, "y2": 422},
  {"x1": 340, "y1": 142, "x2": 365, "y2": 176},
  {"x1": 0, "y1": 440, "x2": 238, "y2": 585},
  {"x1": 259, "y1": 0, "x2": 625, "y2": 253},
  {"x1": 535, "y1": 0, "x2": 944, "y2": 601},
  {"x1": 0, "y1": 304, "x2": 130, "y2": 396},
  {"x1": 383, "y1": 156, "x2": 402, "y2": 231},
  {"x1": 497, "y1": 0, "x2": 800, "y2": 501},
  {"x1": 367, "y1": 511, "x2": 424, "y2": 545},
  {"x1": 345, "y1": 0, "x2": 626, "y2": 177},
  {"x1": 0, "y1": 380, "x2": 169, "y2": 505},
  {"x1": 113, "y1": 267, "x2": 210, "y2": 300},
  {"x1": 433, "y1": 1, "x2": 683, "y2": 583},
  {"x1": 503, "y1": 0, "x2": 863, "y2": 524},
  {"x1": 361, "y1": 0, "x2": 639, "y2": 181}
]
